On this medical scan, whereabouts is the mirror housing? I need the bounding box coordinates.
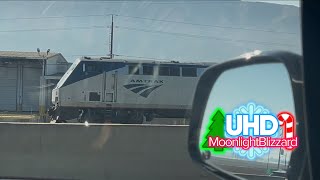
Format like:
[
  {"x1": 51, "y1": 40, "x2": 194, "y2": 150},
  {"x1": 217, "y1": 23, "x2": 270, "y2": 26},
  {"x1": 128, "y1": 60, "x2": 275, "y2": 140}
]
[{"x1": 188, "y1": 51, "x2": 303, "y2": 179}]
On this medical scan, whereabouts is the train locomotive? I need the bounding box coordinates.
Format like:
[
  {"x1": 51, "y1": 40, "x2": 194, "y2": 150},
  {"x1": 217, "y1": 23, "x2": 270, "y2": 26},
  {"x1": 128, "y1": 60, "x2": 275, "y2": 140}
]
[{"x1": 49, "y1": 56, "x2": 214, "y2": 124}]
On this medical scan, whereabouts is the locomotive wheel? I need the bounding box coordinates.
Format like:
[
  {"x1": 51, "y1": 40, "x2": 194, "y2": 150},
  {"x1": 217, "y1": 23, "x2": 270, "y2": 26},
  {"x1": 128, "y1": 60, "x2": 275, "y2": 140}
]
[
  {"x1": 111, "y1": 110, "x2": 128, "y2": 124},
  {"x1": 111, "y1": 113, "x2": 120, "y2": 123},
  {"x1": 145, "y1": 113, "x2": 154, "y2": 122},
  {"x1": 111, "y1": 110, "x2": 143, "y2": 124},
  {"x1": 129, "y1": 111, "x2": 144, "y2": 124},
  {"x1": 55, "y1": 116, "x2": 67, "y2": 123}
]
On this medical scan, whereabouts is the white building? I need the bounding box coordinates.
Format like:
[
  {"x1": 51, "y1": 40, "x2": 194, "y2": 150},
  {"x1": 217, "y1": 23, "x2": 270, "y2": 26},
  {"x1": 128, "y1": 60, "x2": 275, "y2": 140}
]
[{"x1": 0, "y1": 51, "x2": 70, "y2": 112}]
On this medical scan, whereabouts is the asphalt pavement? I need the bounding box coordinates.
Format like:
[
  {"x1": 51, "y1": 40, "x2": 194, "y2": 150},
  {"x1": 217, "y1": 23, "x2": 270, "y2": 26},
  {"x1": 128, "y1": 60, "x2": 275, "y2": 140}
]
[{"x1": 206, "y1": 156, "x2": 287, "y2": 176}]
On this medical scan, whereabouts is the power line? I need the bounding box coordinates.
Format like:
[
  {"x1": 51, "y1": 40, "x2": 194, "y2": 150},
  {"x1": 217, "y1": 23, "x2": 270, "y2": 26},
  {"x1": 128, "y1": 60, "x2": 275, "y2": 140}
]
[
  {"x1": 0, "y1": 12, "x2": 298, "y2": 35},
  {"x1": 115, "y1": 14, "x2": 298, "y2": 35},
  {"x1": 0, "y1": 14, "x2": 111, "y2": 21},
  {"x1": 0, "y1": 13, "x2": 298, "y2": 35},
  {"x1": 116, "y1": 26, "x2": 297, "y2": 47},
  {"x1": 0, "y1": 25, "x2": 107, "y2": 33}
]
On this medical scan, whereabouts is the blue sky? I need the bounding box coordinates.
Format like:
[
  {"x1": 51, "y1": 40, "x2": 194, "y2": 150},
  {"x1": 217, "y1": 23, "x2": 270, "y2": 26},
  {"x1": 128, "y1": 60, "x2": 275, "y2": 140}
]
[
  {"x1": 207, "y1": 63, "x2": 295, "y2": 114},
  {"x1": 0, "y1": 1, "x2": 301, "y2": 63}
]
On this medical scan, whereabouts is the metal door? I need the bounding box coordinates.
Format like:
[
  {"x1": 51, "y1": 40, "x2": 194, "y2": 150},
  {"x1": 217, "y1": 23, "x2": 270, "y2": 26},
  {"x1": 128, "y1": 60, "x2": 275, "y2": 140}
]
[
  {"x1": 103, "y1": 71, "x2": 117, "y2": 102},
  {"x1": 22, "y1": 67, "x2": 41, "y2": 111},
  {"x1": 0, "y1": 66, "x2": 17, "y2": 111}
]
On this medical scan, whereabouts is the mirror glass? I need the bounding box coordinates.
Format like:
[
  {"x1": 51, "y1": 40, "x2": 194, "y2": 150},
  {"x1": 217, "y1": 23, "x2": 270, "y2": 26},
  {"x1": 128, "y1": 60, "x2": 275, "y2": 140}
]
[{"x1": 199, "y1": 63, "x2": 296, "y2": 177}]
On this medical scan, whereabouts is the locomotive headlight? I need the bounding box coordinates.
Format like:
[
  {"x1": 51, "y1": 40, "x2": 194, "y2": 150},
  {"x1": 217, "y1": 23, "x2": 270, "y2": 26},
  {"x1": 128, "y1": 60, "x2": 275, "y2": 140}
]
[{"x1": 52, "y1": 88, "x2": 59, "y2": 104}]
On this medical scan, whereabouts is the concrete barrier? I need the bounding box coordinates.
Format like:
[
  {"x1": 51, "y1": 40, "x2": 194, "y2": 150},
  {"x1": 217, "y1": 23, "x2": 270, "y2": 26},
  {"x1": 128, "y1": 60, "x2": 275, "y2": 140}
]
[
  {"x1": 208, "y1": 157, "x2": 287, "y2": 175},
  {"x1": 0, "y1": 123, "x2": 214, "y2": 180}
]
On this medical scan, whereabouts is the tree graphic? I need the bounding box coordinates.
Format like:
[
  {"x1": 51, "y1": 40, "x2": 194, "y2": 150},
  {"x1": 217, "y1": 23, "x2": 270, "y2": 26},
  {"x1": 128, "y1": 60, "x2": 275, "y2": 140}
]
[{"x1": 201, "y1": 108, "x2": 227, "y2": 154}]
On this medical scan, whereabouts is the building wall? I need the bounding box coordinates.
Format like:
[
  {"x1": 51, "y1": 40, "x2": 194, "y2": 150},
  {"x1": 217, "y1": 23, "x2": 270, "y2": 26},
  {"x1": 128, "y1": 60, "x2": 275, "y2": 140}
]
[
  {"x1": 46, "y1": 54, "x2": 69, "y2": 76},
  {"x1": 0, "y1": 62, "x2": 41, "y2": 112},
  {"x1": 22, "y1": 65, "x2": 42, "y2": 112},
  {"x1": 44, "y1": 55, "x2": 69, "y2": 111},
  {"x1": 0, "y1": 64, "x2": 17, "y2": 111},
  {"x1": 0, "y1": 55, "x2": 68, "y2": 112}
]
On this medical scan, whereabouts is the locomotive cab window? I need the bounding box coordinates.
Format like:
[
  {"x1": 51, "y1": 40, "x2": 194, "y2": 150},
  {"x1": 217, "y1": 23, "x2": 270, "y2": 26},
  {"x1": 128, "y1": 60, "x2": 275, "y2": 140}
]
[
  {"x1": 128, "y1": 64, "x2": 140, "y2": 75},
  {"x1": 169, "y1": 67, "x2": 180, "y2": 76},
  {"x1": 182, "y1": 67, "x2": 197, "y2": 77},
  {"x1": 87, "y1": 64, "x2": 98, "y2": 72},
  {"x1": 82, "y1": 62, "x2": 101, "y2": 73},
  {"x1": 159, "y1": 66, "x2": 170, "y2": 76},
  {"x1": 143, "y1": 66, "x2": 154, "y2": 75}
]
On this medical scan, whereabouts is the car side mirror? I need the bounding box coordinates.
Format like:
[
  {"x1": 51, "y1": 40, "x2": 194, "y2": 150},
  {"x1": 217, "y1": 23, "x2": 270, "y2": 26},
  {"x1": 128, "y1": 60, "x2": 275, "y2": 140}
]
[{"x1": 188, "y1": 51, "x2": 304, "y2": 180}]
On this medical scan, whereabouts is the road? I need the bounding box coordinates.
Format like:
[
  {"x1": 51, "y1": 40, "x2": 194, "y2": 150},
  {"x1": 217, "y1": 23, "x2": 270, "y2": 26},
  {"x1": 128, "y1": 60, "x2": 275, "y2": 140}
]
[{"x1": 206, "y1": 156, "x2": 287, "y2": 176}]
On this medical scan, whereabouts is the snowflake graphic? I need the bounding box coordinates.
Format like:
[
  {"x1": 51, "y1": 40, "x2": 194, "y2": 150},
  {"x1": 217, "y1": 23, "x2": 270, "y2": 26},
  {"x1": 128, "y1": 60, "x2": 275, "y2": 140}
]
[{"x1": 225, "y1": 102, "x2": 282, "y2": 160}]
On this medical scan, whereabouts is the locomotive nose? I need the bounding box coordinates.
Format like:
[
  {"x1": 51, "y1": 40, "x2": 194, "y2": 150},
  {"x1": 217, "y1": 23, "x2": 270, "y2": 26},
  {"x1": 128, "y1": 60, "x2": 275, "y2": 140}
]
[{"x1": 52, "y1": 88, "x2": 59, "y2": 105}]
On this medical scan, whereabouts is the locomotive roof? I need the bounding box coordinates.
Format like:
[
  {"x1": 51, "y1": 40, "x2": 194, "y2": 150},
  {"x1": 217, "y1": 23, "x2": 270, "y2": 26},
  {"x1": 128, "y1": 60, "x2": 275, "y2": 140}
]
[{"x1": 77, "y1": 56, "x2": 216, "y2": 66}]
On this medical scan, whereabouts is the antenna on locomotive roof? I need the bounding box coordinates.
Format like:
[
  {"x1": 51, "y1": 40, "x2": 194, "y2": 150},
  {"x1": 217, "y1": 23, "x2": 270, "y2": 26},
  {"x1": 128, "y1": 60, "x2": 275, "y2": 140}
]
[{"x1": 108, "y1": 14, "x2": 114, "y2": 59}]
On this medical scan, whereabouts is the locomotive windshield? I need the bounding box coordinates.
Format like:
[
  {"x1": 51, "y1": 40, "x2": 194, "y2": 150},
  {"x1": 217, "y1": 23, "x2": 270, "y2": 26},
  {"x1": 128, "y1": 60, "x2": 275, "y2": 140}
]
[{"x1": 55, "y1": 58, "x2": 81, "y2": 89}]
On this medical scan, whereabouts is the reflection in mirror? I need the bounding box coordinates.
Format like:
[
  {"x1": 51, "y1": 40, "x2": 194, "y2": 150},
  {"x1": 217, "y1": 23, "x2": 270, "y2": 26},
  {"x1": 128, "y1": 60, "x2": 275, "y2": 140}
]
[{"x1": 199, "y1": 63, "x2": 296, "y2": 177}]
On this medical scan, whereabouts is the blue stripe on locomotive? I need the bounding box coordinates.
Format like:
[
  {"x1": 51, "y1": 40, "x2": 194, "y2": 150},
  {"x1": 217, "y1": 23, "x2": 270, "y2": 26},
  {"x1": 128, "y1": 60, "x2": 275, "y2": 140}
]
[{"x1": 61, "y1": 61, "x2": 126, "y2": 87}]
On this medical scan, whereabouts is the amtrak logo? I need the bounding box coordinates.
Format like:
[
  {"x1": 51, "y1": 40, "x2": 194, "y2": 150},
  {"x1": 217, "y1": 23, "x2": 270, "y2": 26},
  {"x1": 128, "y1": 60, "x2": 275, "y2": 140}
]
[{"x1": 123, "y1": 83, "x2": 163, "y2": 98}]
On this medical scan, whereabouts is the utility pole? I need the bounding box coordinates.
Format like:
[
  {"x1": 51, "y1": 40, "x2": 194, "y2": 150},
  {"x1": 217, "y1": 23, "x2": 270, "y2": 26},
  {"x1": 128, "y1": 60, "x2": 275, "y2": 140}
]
[
  {"x1": 37, "y1": 48, "x2": 50, "y2": 123},
  {"x1": 109, "y1": 14, "x2": 114, "y2": 59},
  {"x1": 277, "y1": 147, "x2": 282, "y2": 170},
  {"x1": 285, "y1": 153, "x2": 287, "y2": 168},
  {"x1": 267, "y1": 149, "x2": 271, "y2": 170}
]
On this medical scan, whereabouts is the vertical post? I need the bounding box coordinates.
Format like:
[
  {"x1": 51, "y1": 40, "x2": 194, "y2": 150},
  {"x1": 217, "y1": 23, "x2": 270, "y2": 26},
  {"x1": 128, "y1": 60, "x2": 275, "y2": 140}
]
[
  {"x1": 39, "y1": 56, "x2": 47, "y2": 122},
  {"x1": 39, "y1": 77, "x2": 43, "y2": 122},
  {"x1": 277, "y1": 147, "x2": 281, "y2": 170},
  {"x1": 16, "y1": 63, "x2": 23, "y2": 111},
  {"x1": 110, "y1": 14, "x2": 114, "y2": 59},
  {"x1": 285, "y1": 153, "x2": 287, "y2": 168},
  {"x1": 267, "y1": 149, "x2": 271, "y2": 170}
]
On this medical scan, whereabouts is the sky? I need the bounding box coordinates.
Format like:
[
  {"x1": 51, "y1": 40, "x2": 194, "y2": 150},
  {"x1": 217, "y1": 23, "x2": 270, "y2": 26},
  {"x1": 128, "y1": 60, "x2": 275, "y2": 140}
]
[{"x1": 0, "y1": 0, "x2": 301, "y2": 63}]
